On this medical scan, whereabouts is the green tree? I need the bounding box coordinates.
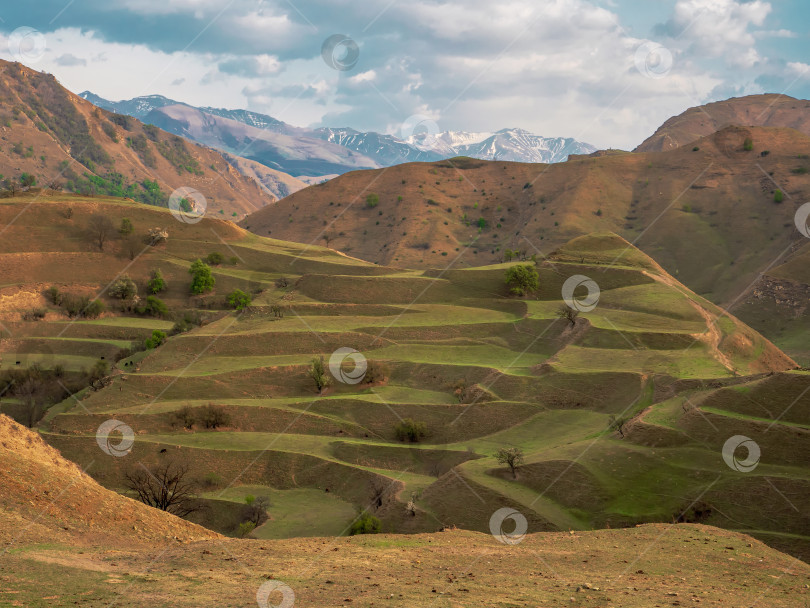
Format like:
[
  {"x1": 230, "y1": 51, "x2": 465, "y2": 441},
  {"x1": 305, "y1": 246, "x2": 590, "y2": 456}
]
[
  {"x1": 20, "y1": 173, "x2": 36, "y2": 188},
  {"x1": 189, "y1": 259, "x2": 215, "y2": 294},
  {"x1": 505, "y1": 264, "x2": 539, "y2": 296},
  {"x1": 394, "y1": 418, "x2": 427, "y2": 443},
  {"x1": 148, "y1": 268, "x2": 166, "y2": 294},
  {"x1": 308, "y1": 356, "x2": 331, "y2": 392},
  {"x1": 495, "y1": 447, "x2": 525, "y2": 479},
  {"x1": 227, "y1": 289, "x2": 251, "y2": 311},
  {"x1": 143, "y1": 295, "x2": 168, "y2": 317},
  {"x1": 119, "y1": 217, "x2": 133, "y2": 235},
  {"x1": 205, "y1": 251, "x2": 224, "y2": 266}
]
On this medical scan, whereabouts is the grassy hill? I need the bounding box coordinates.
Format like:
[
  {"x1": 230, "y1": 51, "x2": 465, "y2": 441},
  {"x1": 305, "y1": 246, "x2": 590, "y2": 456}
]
[
  {"x1": 241, "y1": 123, "x2": 810, "y2": 364},
  {"x1": 0, "y1": 60, "x2": 271, "y2": 218},
  {"x1": 1, "y1": 195, "x2": 807, "y2": 564}
]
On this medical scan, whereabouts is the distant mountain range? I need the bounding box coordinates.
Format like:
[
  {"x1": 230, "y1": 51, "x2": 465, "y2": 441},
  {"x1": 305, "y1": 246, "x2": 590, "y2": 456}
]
[{"x1": 80, "y1": 92, "x2": 597, "y2": 179}]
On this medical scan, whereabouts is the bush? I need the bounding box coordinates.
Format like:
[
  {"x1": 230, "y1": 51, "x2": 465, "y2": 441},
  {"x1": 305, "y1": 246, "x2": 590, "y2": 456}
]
[
  {"x1": 108, "y1": 276, "x2": 138, "y2": 300},
  {"x1": 198, "y1": 404, "x2": 231, "y2": 429},
  {"x1": 349, "y1": 512, "x2": 381, "y2": 535},
  {"x1": 189, "y1": 259, "x2": 215, "y2": 294},
  {"x1": 142, "y1": 295, "x2": 168, "y2": 317},
  {"x1": 205, "y1": 251, "x2": 224, "y2": 266},
  {"x1": 148, "y1": 268, "x2": 166, "y2": 294},
  {"x1": 45, "y1": 286, "x2": 63, "y2": 305},
  {"x1": 62, "y1": 295, "x2": 105, "y2": 318},
  {"x1": 22, "y1": 308, "x2": 47, "y2": 321},
  {"x1": 202, "y1": 471, "x2": 224, "y2": 488},
  {"x1": 236, "y1": 521, "x2": 256, "y2": 538},
  {"x1": 172, "y1": 310, "x2": 203, "y2": 333},
  {"x1": 366, "y1": 193, "x2": 379, "y2": 208},
  {"x1": 394, "y1": 418, "x2": 427, "y2": 442},
  {"x1": 774, "y1": 189, "x2": 784, "y2": 203},
  {"x1": 743, "y1": 137, "x2": 753, "y2": 151},
  {"x1": 145, "y1": 329, "x2": 167, "y2": 349}
]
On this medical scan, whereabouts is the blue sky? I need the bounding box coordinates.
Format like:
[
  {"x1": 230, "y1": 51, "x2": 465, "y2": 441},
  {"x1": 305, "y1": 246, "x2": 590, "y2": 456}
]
[{"x1": 0, "y1": 0, "x2": 807, "y2": 149}]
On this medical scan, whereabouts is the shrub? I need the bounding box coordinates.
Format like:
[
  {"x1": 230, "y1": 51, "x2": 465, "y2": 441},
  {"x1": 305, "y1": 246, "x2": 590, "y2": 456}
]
[
  {"x1": 108, "y1": 276, "x2": 138, "y2": 300},
  {"x1": 62, "y1": 296, "x2": 105, "y2": 319},
  {"x1": 172, "y1": 310, "x2": 203, "y2": 333},
  {"x1": 189, "y1": 259, "x2": 215, "y2": 294},
  {"x1": 145, "y1": 329, "x2": 167, "y2": 349},
  {"x1": 143, "y1": 295, "x2": 168, "y2": 317},
  {"x1": 148, "y1": 268, "x2": 166, "y2": 294},
  {"x1": 274, "y1": 277, "x2": 289, "y2": 288},
  {"x1": 205, "y1": 251, "x2": 224, "y2": 266},
  {"x1": 743, "y1": 137, "x2": 753, "y2": 151},
  {"x1": 774, "y1": 189, "x2": 784, "y2": 203},
  {"x1": 226, "y1": 289, "x2": 251, "y2": 311},
  {"x1": 198, "y1": 404, "x2": 231, "y2": 429},
  {"x1": 22, "y1": 308, "x2": 47, "y2": 321},
  {"x1": 366, "y1": 193, "x2": 379, "y2": 208},
  {"x1": 202, "y1": 472, "x2": 224, "y2": 488},
  {"x1": 394, "y1": 418, "x2": 427, "y2": 443},
  {"x1": 45, "y1": 286, "x2": 63, "y2": 305},
  {"x1": 308, "y1": 356, "x2": 331, "y2": 392},
  {"x1": 236, "y1": 521, "x2": 256, "y2": 538},
  {"x1": 349, "y1": 512, "x2": 381, "y2": 535}
]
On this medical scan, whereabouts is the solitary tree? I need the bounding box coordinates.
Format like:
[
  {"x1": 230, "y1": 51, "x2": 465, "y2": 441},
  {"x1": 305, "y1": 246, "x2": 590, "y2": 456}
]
[
  {"x1": 124, "y1": 462, "x2": 200, "y2": 517},
  {"x1": 557, "y1": 304, "x2": 579, "y2": 326},
  {"x1": 119, "y1": 217, "x2": 133, "y2": 235},
  {"x1": 226, "y1": 289, "x2": 251, "y2": 311},
  {"x1": 20, "y1": 173, "x2": 36, "y2": 189},
  {"x1": 505, "y1": 264, "x2": 539, "y2": 296},
  {"x1": 189, "y1": 259, "x2": 215, "y2": 294},
  {"x1": 243, "y1": 495, "x2": 271, "y2": 526},
  {"x1": 496, "y1": 447, "x2": 525, "y2": 479},
  {"x1": 308, "y1": 356, "x2": 331, "y2": 393},
  {"x1": 87, "y1": 213, "x2": 116, "y2": 251}
]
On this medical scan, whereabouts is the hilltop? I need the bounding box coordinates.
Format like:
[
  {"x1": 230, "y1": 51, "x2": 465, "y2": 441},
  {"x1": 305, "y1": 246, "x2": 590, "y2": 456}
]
[
  {"x1": 0, "y1": 60, "x2": 271, "y2": 218},
  {"x1": 0, "y1": 196, "x2": 806, "y2": 564},
  {"x1": 636, "y1": 94, "x2": 810, "y2": 152}
]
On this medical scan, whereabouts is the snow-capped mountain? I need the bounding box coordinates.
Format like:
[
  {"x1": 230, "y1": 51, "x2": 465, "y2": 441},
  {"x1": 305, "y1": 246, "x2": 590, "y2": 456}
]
[
  {"x1": 454, "y1": 128, "x2": 597, "y2": 163},
  {"x1": 79, "y1": 91, "x2": 597, "y2": 178}
]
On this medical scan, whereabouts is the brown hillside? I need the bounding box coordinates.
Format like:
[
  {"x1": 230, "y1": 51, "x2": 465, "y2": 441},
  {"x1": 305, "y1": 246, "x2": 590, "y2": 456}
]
[
  {"x1": 0, "y1": 413, "x2": 218, "y2": 547},
  {"x1": 0, "y1": 60, "x2": 271, "y2": 218},
  {"x1": 636, "y1": 94, "x2": 810, "y2": 152},
  {"x1": 241, "y1": 126, "x2": 810, "y2": 301}
]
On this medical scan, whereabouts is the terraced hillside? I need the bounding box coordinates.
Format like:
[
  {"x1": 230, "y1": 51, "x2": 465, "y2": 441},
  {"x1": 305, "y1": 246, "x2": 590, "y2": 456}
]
[
  {"x1": 4, "y1": 413, "x2": 808, "y2": 607},
  {"x1": 1, "y1": 195, "x2": 808, "y2": 562}
]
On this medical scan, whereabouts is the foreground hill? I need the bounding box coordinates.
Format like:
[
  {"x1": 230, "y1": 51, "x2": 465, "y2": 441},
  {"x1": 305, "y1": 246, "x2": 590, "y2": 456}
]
[
  {"x1": 636, "y1": 94, "x2": 810, "y2": 152},
  {"x1": 241, "y1": 124, "x2": 810, "y2": 363},
  {"x1": 1, "y1": 195, "x2": 806, "y2": 562},
  {"x1": 1, "y1": 409, "x2": 807, "y2": 606},
  {"x1": 0, "y1": 60, "x2": 271, "y2": 217}
]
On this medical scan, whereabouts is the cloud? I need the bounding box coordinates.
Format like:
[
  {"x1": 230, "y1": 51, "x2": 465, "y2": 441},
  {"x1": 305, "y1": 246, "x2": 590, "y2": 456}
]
[
  {"x1": 54, "y1": 53, "x2": 86, "y2": 66},
  {"x1": 218, "y1": 54, "x2": 283, "y2": 77}
]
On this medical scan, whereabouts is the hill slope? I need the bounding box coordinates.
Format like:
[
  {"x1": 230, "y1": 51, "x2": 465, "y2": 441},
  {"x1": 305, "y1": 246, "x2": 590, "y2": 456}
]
[
  {"x1": 0, "y1": 60, "x2": 271, "y2": 218},
  {"x1": 636, "y1": 94, "x2": 810, "y2": 152},
  {"x1": 1, "y1": 196, "x2": 806, "y2": 561}
]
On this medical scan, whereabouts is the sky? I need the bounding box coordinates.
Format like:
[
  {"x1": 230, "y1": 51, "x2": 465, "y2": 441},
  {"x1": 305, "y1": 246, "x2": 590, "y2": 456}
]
[{"x1": 0, "y1": 0, "x2": 808, "y2": 150}]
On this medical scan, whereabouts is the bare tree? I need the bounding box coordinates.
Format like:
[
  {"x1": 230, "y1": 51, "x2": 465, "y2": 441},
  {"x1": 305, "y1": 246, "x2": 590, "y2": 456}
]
[
  {"x1": 557, "y1": 305, "x2": 579, "y2": 327},
  {"x1": 496, "y1": 447, "x2": 525, "y2": 479},
  {"x1": 14, "y1": 375, "x2": 44, "y2": 428},
  {"x1": 124, "y1": 461, "x2": 201, "y2": 517},
  {"x1": 87, "y1": 213, "x2": 116, "y2": 251}
]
